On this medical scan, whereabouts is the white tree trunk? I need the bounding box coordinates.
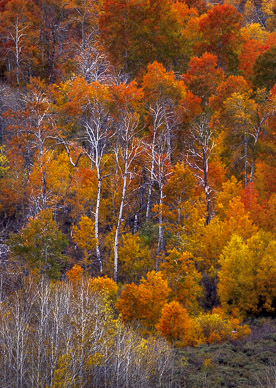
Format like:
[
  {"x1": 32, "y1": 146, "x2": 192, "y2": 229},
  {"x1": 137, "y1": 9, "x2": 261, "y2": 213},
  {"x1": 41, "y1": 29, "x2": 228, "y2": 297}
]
[{"x1": 114, "y1": 169, "x2": 127, "y2": 282}]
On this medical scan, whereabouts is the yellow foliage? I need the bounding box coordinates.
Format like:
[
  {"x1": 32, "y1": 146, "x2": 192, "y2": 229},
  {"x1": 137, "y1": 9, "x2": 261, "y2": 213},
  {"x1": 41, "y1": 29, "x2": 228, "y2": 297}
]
[
  {"x1": 203, "y1": 357, "x2": 213, "y2": 370},
  {"x1": 241, "y1": 23, "x2": 269, "y2": 42},
  {"x1": 47, "y1": 151, "x2": 73, "y2": 197},
  {"x1": 218, "y1": 232, "x2": 276, "y2": 316},
  {"x1": 261, "y1": 0, "x2": 275, "y2": 16},
  {"x1": 218, "y1": 234, "x2": 257, "y2": 315},
  {"x1": 0, "y1": 146, "x2": 9, "y2": 176},
  {"x1": 118, "y1": 233, "x2": 152, "y2": 281},
  {"x1": 224, "y1": 196, "x2": 258, "y2": 240},
  {"x1": 50, "y1": 354, "x2": 75, "y2": 388},
  {"x1": 72, "y1": 216, "x2": 96, "y2": 260},
  {"x1": 163, "y1": 163, "x2": 196, "y2": 205},
  {"x1": 90, "y1": 275, "x2": 118, "y2": 298},
  {"x1": 199, "y1": 218, "x2": 227, "y2": 274},
  {"x1": 249, "y1": 234, "x2": 276, "y2": 313},
  {"x1": 244, "y1": 0, "x2": 255, "y2": 21},
  {"x1": 86, "y1": 352, "x2": 104, "y2": 367},
  {"x1": 196, "y1": 308, "x2": 251, "y2": 344}
]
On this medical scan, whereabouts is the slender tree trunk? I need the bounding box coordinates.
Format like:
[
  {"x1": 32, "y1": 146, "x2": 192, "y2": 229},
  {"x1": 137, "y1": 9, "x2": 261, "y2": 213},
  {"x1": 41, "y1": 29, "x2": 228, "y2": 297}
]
[
  {"x1": 95, "y1": 171, "x2": 102, "y2": 273},
  {"x1": 249, "y1": 157, "x2": 255, "y2": 183},
  {"x1": 133, "y1": 213, "x2": 138, "y2": 234},
  {"x1": 50, "y1": 26, "x2": 56, "y2": 83},
  {"x1": 177, "y1": 205, "x2": 181, "y2": 245},
  {"x1": 114, "y1": 168, "x2": 128, "y2": 282},
  {"x1": 156, "y1": 185, "x2": 164, "y2": 272},
  {"x1": 38, "y1": 126, "x2": 47, "y2": 211},
  {"x1": 244, "y1": 134, "x2": 248, "y2": 187},
  {"x1": 81, "y1": 16, "x2": 85, "y2": 52},
  {"x1": 146, "y1": 124, "x2": 157, "y2": 222},
  {"x1": 15, "y1": 20, "x2": 20, "y2": 89},
  {"x1": 202, "y1": 149, "x2": 211, "y2": 225},
  {"x1": 163, "y1": 108, "x2": 172, "y2": 161}
]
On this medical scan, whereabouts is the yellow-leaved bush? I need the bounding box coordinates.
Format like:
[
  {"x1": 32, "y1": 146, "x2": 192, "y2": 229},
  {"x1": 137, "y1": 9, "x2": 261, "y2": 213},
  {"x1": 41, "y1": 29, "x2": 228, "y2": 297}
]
[
  {"x1": 90, "y1": 275, "x2": 118, "y2": 299},
  {"x1": 218, "y1": 232, "x2": 276, "y2": 316},
  {"x1": 196, "y1": 307, "x2": 251, "y2": 344},
  {"x1": 72, "y1": 216, "x2": 96, "y2": 261}
]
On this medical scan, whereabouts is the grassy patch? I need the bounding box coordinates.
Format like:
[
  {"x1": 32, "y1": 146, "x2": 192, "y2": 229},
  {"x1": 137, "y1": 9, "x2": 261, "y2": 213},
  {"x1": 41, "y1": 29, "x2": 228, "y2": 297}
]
[{"x1": 173, "y1": 319, "x2": 276, "y2": 388}]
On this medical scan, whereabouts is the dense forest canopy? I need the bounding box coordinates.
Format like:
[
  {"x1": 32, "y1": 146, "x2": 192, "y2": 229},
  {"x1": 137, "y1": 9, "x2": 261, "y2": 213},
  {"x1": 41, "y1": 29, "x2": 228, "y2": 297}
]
[{"x1": 0, "y1": 0, "x2": 275, "y2": 386}]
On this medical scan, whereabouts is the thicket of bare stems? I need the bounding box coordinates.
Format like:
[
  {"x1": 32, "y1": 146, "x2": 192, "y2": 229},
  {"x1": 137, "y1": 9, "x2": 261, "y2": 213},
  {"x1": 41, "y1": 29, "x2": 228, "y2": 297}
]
[{"x1": 0, "y1": 275, "x2": 174, "y2": 388}]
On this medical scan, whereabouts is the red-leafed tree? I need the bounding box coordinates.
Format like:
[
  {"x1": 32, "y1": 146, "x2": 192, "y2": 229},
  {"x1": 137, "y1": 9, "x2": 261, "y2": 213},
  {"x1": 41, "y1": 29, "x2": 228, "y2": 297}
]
[
  {"x1": 198, "y1": 4, "x2": 243, "y2": 72},
  {"x1": 183, "y1": 52, "x2": 224, "y2": 105}
]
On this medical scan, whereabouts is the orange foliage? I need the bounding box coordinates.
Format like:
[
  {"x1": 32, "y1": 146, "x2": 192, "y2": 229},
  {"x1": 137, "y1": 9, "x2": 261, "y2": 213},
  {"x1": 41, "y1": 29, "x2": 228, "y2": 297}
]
[
  {"x1": 183, "y1": 52, "x2": 224, "y2": 103},
  {"x1": 66, "y1": 264, "x2": 84, "y2": 284},
  {"x1": 208, "y1": 156, "x2": 226, "y2": 192},
  {"x1": 241, "y1": 182, "x2": 263, "y2": 226},
  {"x1": 115, "y1": 283, "x2": 140, "y2": 322},
  {"x1": 72, "y1": 216, "x2": 96, "y2": 262},
  {"x1": 0, "y1": 148, "x2": 26, "y2": 217},
  {"x1": 198, "y1": 4, "x2": 243, "y2": 71},
  {"x1": 266, "y1": 30, "x2": 276, "y2": 47},
  {"x1": 210, "y1": 76, "x2": 249, "y2": 114},
  {"x1": 239, "y1": 39, "x2": 268, "y2": 81},
  {"x1": 255, "y1": 161, "x2": 276, "y2": 201},
  {"x1": 161, "y1": 250, "x2": 202, "y2": 312},
  {"x1": 0, "y1": 0, "x2": 275, "y2": 346},
  {"x1": 111, "y1": 81, "x2": 143, "y2": 114},
  {"x1": 215, "y1": 176, "x2": 243, "y2": 220},
  {"x1": 142, "y1": 61, "x2": 186, "y2": 104},
  {"x1": 224, "y1": 196, "x2": 258, "y2": 240},
  {"x1": 156, "y1": 301, "x2": 202, "y2": 346},
  {"x1": 116, "y1": 271, "x2": 171, "y2": 327},
  {"x1": 178, "y1": 90, "x2": 202, "y2": 125}
]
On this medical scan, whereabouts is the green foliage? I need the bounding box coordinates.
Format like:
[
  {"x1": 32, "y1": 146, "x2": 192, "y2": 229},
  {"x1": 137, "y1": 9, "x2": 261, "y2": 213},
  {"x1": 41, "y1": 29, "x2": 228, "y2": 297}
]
[
  {"x1": 139, "y1": 222, "x2": 159, "y2": 247},
  {"x1": 252, "y1": 46, "x2": 276, "y2": 90},
  {"x1": 8, "y1": 209, "x2": 68, "y2": 279}
]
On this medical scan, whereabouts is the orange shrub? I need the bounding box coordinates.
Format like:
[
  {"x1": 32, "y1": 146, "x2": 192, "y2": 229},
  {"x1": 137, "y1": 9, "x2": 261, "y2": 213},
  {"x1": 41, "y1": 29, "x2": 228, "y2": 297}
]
[
  {"x1": 66, "y1": 264, "x2": 84, "y2": 284},
  {"x1": 156, "y1": 301, "x2": 203, "y2": 347},
  {"x1": 116, "y1": 271, "x2": 171, "y2": 328}
]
